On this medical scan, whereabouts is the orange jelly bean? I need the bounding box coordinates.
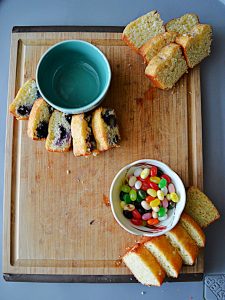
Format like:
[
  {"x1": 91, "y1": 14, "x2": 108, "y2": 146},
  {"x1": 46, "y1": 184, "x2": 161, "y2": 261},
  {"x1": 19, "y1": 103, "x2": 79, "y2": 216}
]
[
  {"x1": 146, "y1": 195, "x2": 155, "y2": 203},
  {"x1": 147, "y1": 218, "x2": 159, "y2": 225}
]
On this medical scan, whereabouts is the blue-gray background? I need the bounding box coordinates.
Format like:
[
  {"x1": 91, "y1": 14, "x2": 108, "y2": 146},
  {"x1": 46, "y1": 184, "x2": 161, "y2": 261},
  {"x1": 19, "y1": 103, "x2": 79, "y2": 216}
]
[{"x1": 0, "y1": 0, "x2": 224, "y2": 299}]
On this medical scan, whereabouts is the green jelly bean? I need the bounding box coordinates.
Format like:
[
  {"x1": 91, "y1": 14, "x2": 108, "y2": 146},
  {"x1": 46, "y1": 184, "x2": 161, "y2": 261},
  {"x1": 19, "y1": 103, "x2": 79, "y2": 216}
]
[
  {"x1": 123, "y1": 193, "x2": 131, "y2": 204},
  {"x1": 121, "y1": 185, "x2": 131, "y2": 193},
  {"x1": 129, "y1": 189, "x2": 137, "y2": 201},
  {"x1": 158, "y1": 207, "x2": 166, "y2": 217},
  {"x1": 138, "y1": 189, "x2": 147, "y2": 199},
  {"x1": 159, "y1": 178, "x2": 167, "y2": 189},
  {"x1": 120, "y1": 191, "x2": 125, "y2": 201},
  {"x1": 136, "y1": 194, "x2": 143, "y2": 202}
]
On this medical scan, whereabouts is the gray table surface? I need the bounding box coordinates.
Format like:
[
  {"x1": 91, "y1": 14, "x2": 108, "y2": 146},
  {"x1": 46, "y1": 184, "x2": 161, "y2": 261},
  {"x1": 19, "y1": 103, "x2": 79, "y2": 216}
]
[{"x1": 0, "y1": 0, "x2": 224, "y2": 299}]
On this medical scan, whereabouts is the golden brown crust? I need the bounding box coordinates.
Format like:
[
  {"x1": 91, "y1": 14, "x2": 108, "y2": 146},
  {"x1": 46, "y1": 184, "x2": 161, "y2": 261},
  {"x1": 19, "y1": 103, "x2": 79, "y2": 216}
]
[
  {"x1": 122, "y1": 34, "x2": 140, "y2": 53},
  {"x1": 45, "y1": 146, "x2": 71, "y2": 153},
  {"x1": 27, "y1": 98, "x2": 45, "y2": 140},
  {"x1": 9, "y1": 110, "x2": 29, "y2": 120}
]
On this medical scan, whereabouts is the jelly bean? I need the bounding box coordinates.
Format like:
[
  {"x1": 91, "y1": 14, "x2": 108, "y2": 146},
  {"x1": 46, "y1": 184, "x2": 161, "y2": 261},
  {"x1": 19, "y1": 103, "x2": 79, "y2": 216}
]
[
  {"x1": 168, "y1": 201, "x2": 175, "y2": 209},
  {"x1": 135, "y1": 180, "x2": 142, "y2": 190},
  {"x1": 147, "y1": 218, "x2": 159, "y2": 225},
  {"x1": 150, "y1": 198, "x2": 160, "y2": 207},
  {"x1": 149, "y1": 182, "x2": 159, "y2": 191},
  {"x1": 131, "y1": 218, "x2": 142, "y2": 226},
  {"x1": 142, "y1": 212, "x2": 152, "y2": 220},
  {"x1": 138, "y1": 190, "x2": 147, "y2": 199},
  {"x1": 136, "y1": 194, "x2": 143, "y2": 203},
  {"x1": 170, "y1": 192, "x2": 179, "y2": 202},
  {"x1": 159, "y1": 178, "x2": 167, "y2": 189},
  {"x1": 162, "y1": 198, "x2": 168, "y2": 208},
  {"x1": 150, "y1": 176, "x2": 160, "y2": 184},
  {"x1": 161, "y1": 174, "x2": 171, "y2": 184},
  {"x1": 152, "y1": 206, "x2": 160, "y2": 212},
  {"x1": 152, "y1": 211, "x2": 158, "y2": 219},
  {"x1": 141, "y1": 181, "x2": 150, "y2": 191},
  {"x1": 123, "y1": 194, "x2": 131, "y2": 204},
  {"x1": 150, "y1": 166, "x2": 157, "y2": 177},
  {"x1": 140, "y1": 168, "x2": 150, "y2": 179},
  {"x1": 166, "y1": 194, "x2": 171, "y2": 200},
  {"x1": 158, "y1": 207, "x2": 166, "y2": 218},
  {"x1": 146, "y1": 195, "x2": 155, "y2": 203},
  {"x1": 123, "y1": 210, "x2": 132, "y2": 219},
  {"x1": 141, "y1": 201, "x2": 151, "y2": 210},
  {"x1": 157, "y1": 190, "x2": 164, "y2": 200},
  {"x1": 132, "y1": 209, "x2": 141, "y2": 220},
  {"x1": 158, "y1": 214, "x2": 168, "y2": 221},
  {"x1": 129, "y1": 176, "x2": 137, "y2": 187},
  {"x1": 121, "y1": 185, "x2": 131, "y2": 193},
  {"x1": 120, "y1": 201, "x2": 126, "y2": 209},
  {"x1": 137, "y1": 206, "x2": 146, "y2": 215},
  {"x1": 157, "y1": 169, "x2": 163, "y2": 177},
  {"x1": 168, "y1": 183, "x2": 175, "y2": 193},
  {"x1": 120, "y1": 191, "x2": 125, "y2": 201},
  {"x1": 129, "y1": 189, "x2": 137, "y2": 201},
  {"x1": 134, "y1": 167, "x2": 142, "y2": 177},
  {"x1": 124, "y1": 204, "x2": 135, "y2": 211},
  {"x1": 147, "y1": 188, "x2": 157, "y2": 198},
  {"x1": 161, "y1": 186, "x2": 168, "y2": 196}
]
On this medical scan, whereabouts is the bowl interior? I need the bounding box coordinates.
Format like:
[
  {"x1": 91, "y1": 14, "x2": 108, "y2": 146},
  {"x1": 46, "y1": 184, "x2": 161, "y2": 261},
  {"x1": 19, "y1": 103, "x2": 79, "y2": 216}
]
[
  {"x1": 110, "y1": 159, "x2": 186, "y2": 237},
  {"x1": 37, "y1": 41, "x2": 110, "y2": 110}
]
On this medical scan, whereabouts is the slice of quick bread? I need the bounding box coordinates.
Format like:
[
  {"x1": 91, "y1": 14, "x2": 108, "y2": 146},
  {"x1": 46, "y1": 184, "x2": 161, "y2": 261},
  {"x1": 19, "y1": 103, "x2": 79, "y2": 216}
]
[
  {"x1": 144, "y1": 236, "x2": 182, "y2": 278},
  {"x1": 139, "y1": 32, "x2": 177, "y2": 63},
  {"x1": 185, "y1": 187, "x2": 220, "y2": 228},
  {"x1": 176, "y1": 24, "x2": 212, "y2": 68},
  {"x1": 145, "y1": 43, "x2": 188, "y2": 89},
  {"x1": 165, "y1": 224, "x2": 199, "y2": 265},
  {"x1": 92, "y1": 107, "x2": 120, "y2": 151},
  {"x1": 46, "y1": 110, "x2": 72, "y2": 152},
  {"x1": 122, "y1": 10, "x2": 165, "y2": 52},
  {"x1": 71, "y1": 113, "x2": 98, "y2": 157},
  {"x1": 166, "y1": 13, "x2": 199, "y2": 34},
  {"x1": 123, "y1": 243, "x2": 165, "y2": 286},
  {"x1": 180, "y1": 213, "x2": 206, "y2": 247},
  {"x1": 27, "y1": 98, "x2": 53, "y2": 140},
  {"x1": 9, "y1": 79, "x2": 40, "y2": 120}
]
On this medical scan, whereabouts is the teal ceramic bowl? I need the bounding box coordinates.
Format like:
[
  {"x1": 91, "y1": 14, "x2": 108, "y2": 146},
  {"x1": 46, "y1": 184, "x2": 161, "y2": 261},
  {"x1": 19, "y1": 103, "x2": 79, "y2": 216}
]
[{"x1": 36, "y1": 40, "x2": 111, "y2": 114}]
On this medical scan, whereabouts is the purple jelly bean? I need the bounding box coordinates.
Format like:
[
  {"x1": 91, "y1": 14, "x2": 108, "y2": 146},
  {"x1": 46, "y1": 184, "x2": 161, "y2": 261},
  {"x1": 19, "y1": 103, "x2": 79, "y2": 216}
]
[
  {"x1": 168, "y1": 183, "x2": 175, "y2": 193},
  {"x1": 142, "y1": 212, "x2": 152, "y2": 220},
  {"x1": 162, "y1": 198, "x2": 168, "y2": 208}
]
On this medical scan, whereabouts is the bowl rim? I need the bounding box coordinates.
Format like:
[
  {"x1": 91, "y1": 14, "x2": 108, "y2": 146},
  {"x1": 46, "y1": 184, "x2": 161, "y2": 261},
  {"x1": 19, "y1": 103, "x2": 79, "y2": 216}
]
[
  {"x1": 36, "y1": 39, "x2": 111, "y2": 114},
  {"x1": 109, "y1": 159, "x2": 186, "y2": 237}
]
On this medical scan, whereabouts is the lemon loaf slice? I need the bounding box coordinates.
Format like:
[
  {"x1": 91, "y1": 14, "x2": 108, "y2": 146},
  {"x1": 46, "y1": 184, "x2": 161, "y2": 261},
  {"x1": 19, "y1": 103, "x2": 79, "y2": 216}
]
[
  {"x1": 122, "y1": 10, "x2": 165, "y2": 52},
  {"x1": 92, "y1": 107, "x2": 120, "y2": 151},
  {"x1": 46, "y1": 110, "x2": 71, "y2": 152},
  {"x1": 145, "y1": 43, "x2": 188, "y2": 89},
  {"x1": 27, "y1": 98, "x2": 53, "y2": 140},
  {"x1": 144, "y1": 235, "x2": 182, "y2": 278},
  {"x1": 180, "y1": 213, "x2": 205, "y2": 247},
  {"x1": 185, "y1": 187, "x2": 220, "y2": 228},
  {"x1": 9, "y1": 79, "x2": 40, "y2": 120},
  {"x1": 166, "y1": 13, "x2": 199, "y2": 34},
  {"x1": 139, "y1": 32, "x2": 177, "y2": 63},
  {"x1": 71, "y1": 113, "x2": 98, "y2": 157},
  {"x1": 165, "y1": 224, "x2": 199, "y2": 265},
  {"x1": 123, "y1": 243, "x2": 165, "y2": 286},
  {"x1": 175, "y1": 24, "x2": 212, "y2": 68}
]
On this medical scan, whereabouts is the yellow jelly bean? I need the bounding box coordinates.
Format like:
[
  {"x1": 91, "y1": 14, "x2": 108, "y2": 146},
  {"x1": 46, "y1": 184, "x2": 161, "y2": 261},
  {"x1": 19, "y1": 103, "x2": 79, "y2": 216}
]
[
  {"x1": 170, "y1": 192, "x2": 179, "y2": 203},
  {"x1": 157, "y1": 190, "x2": 164, "y2": 200},
  {"x1": 140, "y1": 168, "x2": 150, "y2": 179},
  {"x1": 120, "y1": 201, "x2": 126, "y2": 209},
  {"x1": 166, "y1": 194, "x2": 171, "y2": 200},
  {"x1": 150, "y1": 176, "x2": 160, "y2": 184},
  {"x1": 147, "y1": 188, "x2": 157, "y2": 198},
  {"x1": 150, "y1": 198, "x2": 160, "y2": 207}
]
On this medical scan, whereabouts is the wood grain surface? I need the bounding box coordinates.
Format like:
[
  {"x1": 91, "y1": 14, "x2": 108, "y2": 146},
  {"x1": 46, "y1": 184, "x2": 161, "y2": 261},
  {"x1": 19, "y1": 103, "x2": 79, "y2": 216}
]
[{"x1": 3, "y1": 28, "x2": 203, "y2": 281}]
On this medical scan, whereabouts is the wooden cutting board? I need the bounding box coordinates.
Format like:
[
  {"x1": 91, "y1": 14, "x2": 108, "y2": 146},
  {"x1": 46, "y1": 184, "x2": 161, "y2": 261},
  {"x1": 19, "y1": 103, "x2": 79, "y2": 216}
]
[{"x1": 3, "y1": 26, "x2": 204, "y2": 282}]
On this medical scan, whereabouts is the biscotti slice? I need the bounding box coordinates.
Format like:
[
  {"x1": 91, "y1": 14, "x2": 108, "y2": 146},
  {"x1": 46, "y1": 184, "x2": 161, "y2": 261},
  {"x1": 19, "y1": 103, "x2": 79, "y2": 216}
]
[
  {"x1": 165, "y1": 224, "x2": 199, "y2": 265},
  {"x1": 122, "y1": 10, "x2": 165, "y2": 52},
  {"x1": 144, "y1": 235, "x2": 182, "y2": 278},
  {"x1": 180, "y1": 213, "x2": 205, "y2": 247},
  {"x1": 9, "y1": 79, "x2": 40, "y2": 120},
  {"x1": 46, "y1": 110, "x2": 71, "y2": 152},
  {"x1": 27, "y1": 98, "x2": 53, "y2": 140},
  {"x1": 145, "y1": 43, "x2": 188, "y2": 89},
  {"x1": 139, "y1": 32, "x2": 177, "y2": 63},
  {"x1": 123, "y1": 244, "x2": 165, "y2": 286},
  {"x1": 166, "y1": 13, "x2": 199, "y2": 34},
  {"x1": 92, "y1": 107, "x2": 120, "y2": 151},
  {"x1": 185, "y1": 186, "x2": 220, "y2": 228},
  {"x1": 71, "y1": 113, "x2": 98, "y2": 156},
  {"x1": 176, "y1": 24, "x2": 212, "y2": 68}
]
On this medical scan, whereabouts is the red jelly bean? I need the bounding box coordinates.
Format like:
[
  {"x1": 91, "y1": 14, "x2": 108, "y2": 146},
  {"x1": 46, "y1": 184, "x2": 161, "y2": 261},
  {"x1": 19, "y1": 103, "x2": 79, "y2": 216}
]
[
  {"x1": 141, "y1": 181, "x2": 150, "y2": 191},
  {"x1": 149, "y1": 182, "x2": 159, "y2": 191},
  {"x1": 146, "y1": 195, "x2": 155, "y2": 203},
  {"x1": 132, "y1": 209, "x2": 141, "y2": 220},
  {"x1": 150, "y1": 166, "x2": 158, "y2": 177},
  {"x1": 131, "y1": 218, "x2": 142, "y2": 226},
  {"x1": 161, "y1": 174, "x2": 171, "y2": 184}
]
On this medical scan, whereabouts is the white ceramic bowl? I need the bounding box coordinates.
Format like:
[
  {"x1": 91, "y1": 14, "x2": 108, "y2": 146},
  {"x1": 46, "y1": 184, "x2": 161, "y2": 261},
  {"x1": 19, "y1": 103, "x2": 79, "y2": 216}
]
[{"x1": 110, "y1": 159, "x2": 186, "y2": 237}]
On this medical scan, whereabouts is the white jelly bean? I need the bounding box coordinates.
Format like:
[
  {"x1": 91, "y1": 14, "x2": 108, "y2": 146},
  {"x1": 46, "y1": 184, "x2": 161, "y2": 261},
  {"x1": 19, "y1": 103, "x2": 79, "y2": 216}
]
[
  {"x1": 128, "y1": 176, "x2": 137, "y2": 187},
  {"x1": 135, "y1": 180, "x2": 142, "y2": 190},
  {"x1": 134, "y1": 167, "x2": 143, "y2": 177},
  {"x1": 168, "y1": 183, "x2": 175, "y2": 193},
  {"x1": 158, "y1": 214, "x2": 168, "y2": 221},
  {"x1": 140, "y1": 168, "x2": 150, "y2": 179},
  {"x1": 124, "y1": 204, "x2": 135, "y2": 211},
  {"x1": 142, "y1": 212, "x2": 152, "y2": 220},
  {"x1": 157, "y1": 190, "x2": 164, "y2": 200},
  {"x1": 152, "y1": 206, "x2": 159, "y2": 212},
  {"x1": 161, "y1": 186, "x2": 168, "y2": 195},
  {"x1": 152, "y1": 212, "x2": 158, "y2": 219},
  {"x1": 141, "y1": 200, "x2": 151, "y2": 210}
]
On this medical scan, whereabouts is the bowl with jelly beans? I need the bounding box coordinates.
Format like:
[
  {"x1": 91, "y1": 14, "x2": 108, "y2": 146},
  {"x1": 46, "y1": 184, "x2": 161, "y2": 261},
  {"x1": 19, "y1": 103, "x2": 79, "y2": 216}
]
[{"x1": 110, "y1": 159, "x2": 186, "y2": 237}]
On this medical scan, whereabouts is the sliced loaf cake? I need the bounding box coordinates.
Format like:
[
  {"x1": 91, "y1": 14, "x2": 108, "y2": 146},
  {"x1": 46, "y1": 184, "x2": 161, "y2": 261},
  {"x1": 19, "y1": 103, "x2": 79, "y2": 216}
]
[{"x1": 166, "y1": 13, "x2": 199, "y2": 34}]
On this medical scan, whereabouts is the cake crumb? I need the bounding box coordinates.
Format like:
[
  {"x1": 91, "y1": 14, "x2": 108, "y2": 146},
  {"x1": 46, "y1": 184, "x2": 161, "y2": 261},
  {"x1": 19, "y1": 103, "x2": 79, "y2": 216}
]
[
  {"x1": 90, "y1": 220, "x2": 95, "y2": 225},
  {"x1": 66, "y1": 170, "x2": 71, "y2": 175},
  {"x1": 114, "y1": 259, "x2": 122, "y2": 267},
  {"x1": 103, "y1": 194, "x2": 110, "y2": 207},
  {"x1": 141, "y1": 291, "x2": 146, "y2": 295}
]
